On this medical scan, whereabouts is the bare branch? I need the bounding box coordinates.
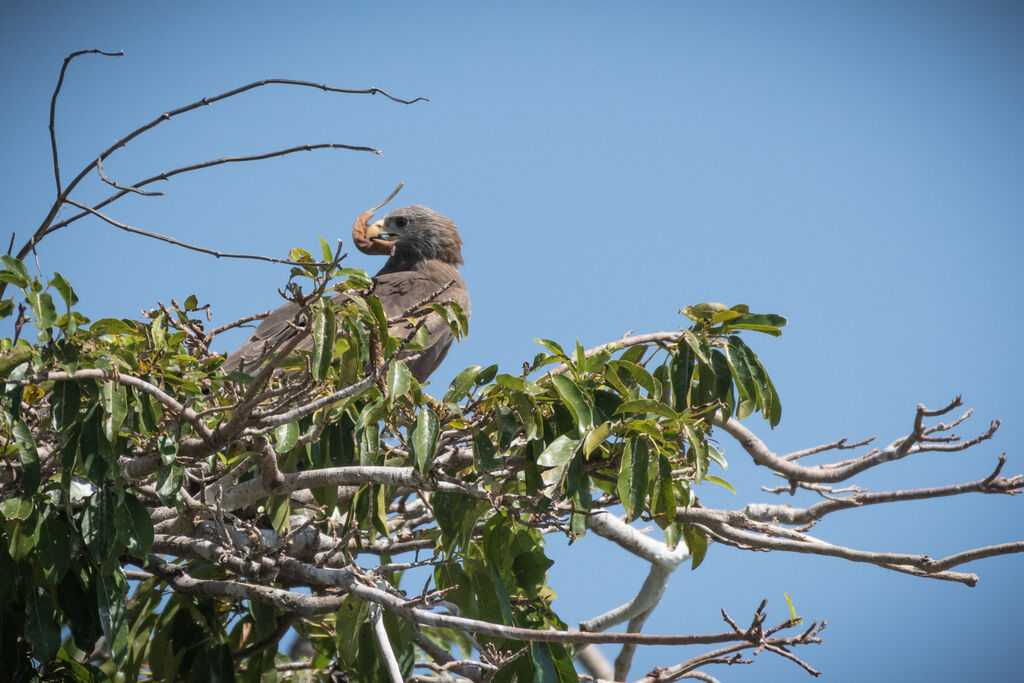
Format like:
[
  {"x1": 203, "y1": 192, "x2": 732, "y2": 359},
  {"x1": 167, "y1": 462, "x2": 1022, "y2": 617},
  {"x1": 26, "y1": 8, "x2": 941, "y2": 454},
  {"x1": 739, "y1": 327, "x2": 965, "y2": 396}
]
[
  {"x1": 64, "y1": 199, "x2": 335, "y2": 265},
  {"x1": 48, "y1": 49, "x2": 124, "y2": 197}
]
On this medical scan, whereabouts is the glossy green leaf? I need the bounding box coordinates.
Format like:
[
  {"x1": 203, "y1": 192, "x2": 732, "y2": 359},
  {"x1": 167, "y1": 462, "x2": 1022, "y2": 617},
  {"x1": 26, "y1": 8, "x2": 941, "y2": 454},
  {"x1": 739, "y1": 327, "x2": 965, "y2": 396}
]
[
  {"x1": 25, "y1": 587, "x2": 61, "y2": 660},
  {"x1": 704, "y1": 474, "x2": 736, "y2": 494},
  {"x1": 583, "y1": 421, "x2": 612, "y2": 456},
  {"x1": 155, "y1": 464, "x2": 185, "y2": 507},
  {"x1": 534, "y1": 338, "x2": 568, "y2": 360},
  {"x1": 274, "y1": 421, "x2": 300, "y2": 453},
  {"x1": 551, "y1": 374, "x2": 593, "y2": 431},
  {"x1": 36, "y1": 513, "x2": 77, "y2": 586},
  {"x1": 473, "y1": 430, "x2": 499, "y2": 471},
  {"x1": 0, "y1": 255, "x2": 31, "y2": 288},
  {"x1": 610, "y1": 360, "x2": 660, "y2": 398},
  {"x1": 683, "y1": 525, "x2": 709, "y2": 570},
  {"x1": 475, "y1": 363, "x2": 498, "y2": 385},
  {"x1": 725, "y1": 336, "x2": 758, "y2": 419},
  {"x1": 617, "y1": 439, "x2": 649, "y2": 522},
  {"x1": 537, "y1": 434, "x2": 578, "y2": 468},
  {"x1": 96, "y1": 570, "x2": 129, "y2": 665},
  {"x1": 158, "y1": 433, "x2": 178, "y2": 466},
  {"x1": 51, "y1": 379, "x2": 80, "y2": 431},
  {"x1": 615, "y1": 398, "x2": 680, "y2": 420},
  {"x1": 386, "y1": 360, "x2": 413, "y2": 407},
  {"x1": 319, "y1": 235, "x2": 334, "y2": 263},
  {"x1": 508, "y1": 390, "x2": 541, "y2": 440},
  {"x1": 101, "y1": 381, "x2": 128, "y2": 442},
  {"x1": 723, "y1": 312, "x2": 788, "y2": 336},
  {"x1": 444, "y1": 364, "x2": 481, "y2": 404},
  {"x1": 52, "y1": 272, "x2": 78, "y2": 308},
  {"x1": 267, "y1": 493, "x2": 291, "y2": 535},
  {"x1": 679, "y1": 329, "x2": 711, "y2": 366},
  {"x1": 707, "y1": 444, "x2": 728, "y2": 470},
  {"x1": 496, "y1": 373, "x2": 543, "y2": 395},
  {"x1": 88, "y1": 318, "x2": 139, "y2": 335},
  {"x1": 410, "y1": 407, "x2": 440, "y2": 474},
  {"x1": 122, "y1": 492, "x2": 155, "y2": 557},
  {"x1": 311, "y1": 301, "x2": 336, "y2": 381},
  {"x1": 538, "y1": 435, "x2": 579, "y2": 497},
  {"x1": 13, "y1": 420, "x2": 40, "y2": 494}
]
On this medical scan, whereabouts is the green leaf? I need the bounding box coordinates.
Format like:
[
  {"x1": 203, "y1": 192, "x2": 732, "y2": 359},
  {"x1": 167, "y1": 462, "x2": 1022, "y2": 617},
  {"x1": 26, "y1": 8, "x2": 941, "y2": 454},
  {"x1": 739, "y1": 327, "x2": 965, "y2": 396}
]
[
  {"x1": 13, "y1": 420, "x2": 40, "y2": 494},
  {"x1": 538, "y1": 435, "x2": 579, "y2": 497},
  {"x1": 25, "y1": 587, "x2": 61, "y2": 660},
  {"x1": 724, "y1": 336, "x2": 758, "y2": 419},
  {"x1": 27, "y1": 290, "x2": 57, "y2": 333},
  {"x1": 683, "y1": 525, "x2": 709, "y2": 570},
  {"x1": 508, "y1": 390, "x2": 541, "y2": 440},
  {"x1": 319, "y1": 235, "x2": 334, "y2": 263},
  {"x1": 537, "y1": 434, "x2": 578, "y2": 468},
  {"x1": 475, "y1": 363, "x2": 498, "y2": 385},
  {"x1": 679, "y1": 329, "x2": 711, "y2": 366},
  {"x1": 274, "y1": 421, "x2": 299, "y2": 453},
  {"x1": 534, "y1": 338, "x2": 568, "y2": 360},
  {"x1": 609, "y1": 360, "x2": 661, "y2": 398},
  {"x1": 784, "y1": 593, "x2": 802, "y2": 624},
  {"x1": 101, "y1": 381, "x2": 128, "y2": 442},
  {"x1": 444, "y1": 365, "x2": 482, "y2": 404},
  {"x1": 52, "y1": 272, "x2": 78, "y2": 308},
  {"x1": 617, "y1": 439, "x2": 649, "y2": 522},
  {"x1": 386, "y1": 361, "x2": 413, "y2": 407},
  {"x1": 707, "y1": 444, "x2": 728, "y2": 470},
  {"x1": 703, "y1": 474, "x2": 736, "y2": 494},
  {"x1": 80, "y1": 492, "x2": 113, "y2": 566},
  {"x1": 733, "y1": 336, "x2": 782, "y2": 427},
  {"x1": 158, "y1": 433, "x2": 178, "y2": 466},
  {"x1": 410, "y1": 407, "x2": 439, "y2": 474},
  {"x1": 582, "y1": 421, "x2": 612, "y2": 456},
  {"x1": 311, "y1": 300, "x2": 337, "y2": 381},
  {"x1": 615, "y1": 398, "x2": 680, "y2": 420},
  {"x1": 0, "y1": 255, "x2": 31, "y2": 288},
  {"x1": 88, "y1": 318, "x2": 139, "y2": 335},
  {"x1": 550, "y1": 374, "x2": 594, "y2": 432},
  {"x1": 473, "y1": 430, "x2": 500, "y2": 471},
  {"x1": 36, "y1": 512, "x2": 77, "y2": 586},
  {"x1": 1, "y1": 494, "x2": 33, "y2": 520},
  {"x1": 651, "y1": 454, "x2": 676, "y2": 518},
  {"x1": 122, "y1": 492, "x2": 155, "y2": 558},
  {"x1": 155, "y1": 464, "x2": 185, "y2": 507},
  {"x1": 267, "y1": 493, "x2": 291, "y2": 535},
  {"x1": 723, "y1": 312, "x2": 788, "y2": 336},
  {"x1": 51, "y1": 379, "x2": 80, "y2": 431},
  {"x1": 96, "y1": 570, "x2": 129, "y2": 665},
  {"x1": 496, "y1": 373, "x2": 543, "y2": 395}
]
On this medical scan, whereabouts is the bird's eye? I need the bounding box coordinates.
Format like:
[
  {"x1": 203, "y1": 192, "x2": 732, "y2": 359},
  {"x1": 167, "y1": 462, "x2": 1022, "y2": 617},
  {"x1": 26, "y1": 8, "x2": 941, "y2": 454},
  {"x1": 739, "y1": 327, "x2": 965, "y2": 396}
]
[{"x1": 393, "y1": 216, "x2": 409, "y2": 229}]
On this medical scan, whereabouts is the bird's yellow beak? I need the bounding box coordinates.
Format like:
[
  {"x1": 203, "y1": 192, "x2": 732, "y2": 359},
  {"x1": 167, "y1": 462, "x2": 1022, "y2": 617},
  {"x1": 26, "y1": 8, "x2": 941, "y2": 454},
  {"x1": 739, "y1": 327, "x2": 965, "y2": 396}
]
[{"x1": 364, "y1": 219, "x2": 388, "y2": 240}]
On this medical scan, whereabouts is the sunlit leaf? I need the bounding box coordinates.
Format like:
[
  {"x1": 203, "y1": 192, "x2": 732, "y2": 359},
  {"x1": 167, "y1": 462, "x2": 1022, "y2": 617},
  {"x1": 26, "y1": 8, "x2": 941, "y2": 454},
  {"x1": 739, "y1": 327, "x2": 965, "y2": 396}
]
[
  {"x1": 551, "y1": 374, "x2": 594, "y2": 431},
  {"x1": 411, "y1": 407, "x2": 440, "y2": 474}
]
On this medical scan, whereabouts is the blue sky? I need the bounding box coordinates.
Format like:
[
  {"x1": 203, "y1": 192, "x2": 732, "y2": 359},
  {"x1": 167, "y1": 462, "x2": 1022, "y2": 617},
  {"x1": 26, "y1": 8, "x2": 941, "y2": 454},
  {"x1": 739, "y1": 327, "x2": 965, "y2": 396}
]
[{"x1": 2, "y1": 1, "x2": 1022, "y2": 680}]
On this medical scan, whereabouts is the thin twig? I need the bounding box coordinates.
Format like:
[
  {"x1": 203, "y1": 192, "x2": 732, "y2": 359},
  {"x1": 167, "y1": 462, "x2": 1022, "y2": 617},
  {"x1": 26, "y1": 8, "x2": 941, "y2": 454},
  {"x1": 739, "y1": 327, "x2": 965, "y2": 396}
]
[{"x1": 64, "y1": 199, "x2": 336, "y2": 266}]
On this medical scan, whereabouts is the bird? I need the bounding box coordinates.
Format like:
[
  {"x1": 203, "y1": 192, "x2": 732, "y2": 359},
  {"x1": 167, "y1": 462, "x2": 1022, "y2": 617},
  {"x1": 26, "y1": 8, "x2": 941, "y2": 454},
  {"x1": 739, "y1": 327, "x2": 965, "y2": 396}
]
[{"x1": 222, "y1": 205, "x2": 470, "y2": 383}]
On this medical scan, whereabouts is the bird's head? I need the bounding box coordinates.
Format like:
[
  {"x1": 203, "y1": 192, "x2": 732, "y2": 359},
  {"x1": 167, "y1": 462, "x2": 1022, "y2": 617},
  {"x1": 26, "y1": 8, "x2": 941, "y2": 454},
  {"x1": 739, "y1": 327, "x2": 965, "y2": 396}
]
[{"x1": 354, "y1": 205, "x2": 464, "y2": 266}]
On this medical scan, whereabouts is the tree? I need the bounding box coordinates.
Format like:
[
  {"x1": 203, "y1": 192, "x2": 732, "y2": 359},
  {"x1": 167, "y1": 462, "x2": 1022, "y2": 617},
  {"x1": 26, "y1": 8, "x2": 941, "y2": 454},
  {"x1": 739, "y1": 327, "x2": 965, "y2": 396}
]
[{"x1": 1, "y1": 51, "x2": 1021, "y2": 683}]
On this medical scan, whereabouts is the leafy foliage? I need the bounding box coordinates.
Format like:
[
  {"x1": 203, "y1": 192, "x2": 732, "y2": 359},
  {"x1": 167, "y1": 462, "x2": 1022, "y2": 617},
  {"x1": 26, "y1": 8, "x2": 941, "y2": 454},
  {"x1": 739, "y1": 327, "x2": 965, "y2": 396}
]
[{"x1": 0, "y1": 254, "x2": 784, "y2": 680}]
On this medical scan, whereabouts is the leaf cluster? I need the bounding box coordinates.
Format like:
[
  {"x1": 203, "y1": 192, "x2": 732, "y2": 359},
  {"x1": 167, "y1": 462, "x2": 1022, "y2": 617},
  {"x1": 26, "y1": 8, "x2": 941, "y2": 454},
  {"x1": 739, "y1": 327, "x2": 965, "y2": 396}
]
[{"x1": 0, "y1": 257, "x2": 785, "y2": 681}]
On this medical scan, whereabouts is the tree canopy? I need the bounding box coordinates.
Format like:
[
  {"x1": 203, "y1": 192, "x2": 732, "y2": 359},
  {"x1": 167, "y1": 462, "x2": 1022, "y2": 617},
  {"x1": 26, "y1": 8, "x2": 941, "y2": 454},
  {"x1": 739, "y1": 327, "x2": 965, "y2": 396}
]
[{"x1": 1, "y1": 51, "x2": 1020, "y2": 683}]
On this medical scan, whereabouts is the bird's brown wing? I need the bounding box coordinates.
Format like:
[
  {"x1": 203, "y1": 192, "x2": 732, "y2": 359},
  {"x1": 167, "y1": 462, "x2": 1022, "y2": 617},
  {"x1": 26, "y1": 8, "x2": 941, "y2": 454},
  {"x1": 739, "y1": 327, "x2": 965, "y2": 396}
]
[
  {"x1": 221, "y1": 299, "x2": 311, "y2": 373},
  {"x1": 222, "y1": 263, "x2": 469, "y2": 382},
  {"x1": 373, "y1": 264, "x2": 470, "y2": 382}
]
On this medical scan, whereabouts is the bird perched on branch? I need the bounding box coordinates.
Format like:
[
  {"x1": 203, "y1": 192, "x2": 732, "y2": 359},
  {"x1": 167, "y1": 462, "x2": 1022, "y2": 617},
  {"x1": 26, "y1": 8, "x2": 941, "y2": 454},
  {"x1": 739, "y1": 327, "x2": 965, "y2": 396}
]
[{"x1": 222, "y1": 204, "x2": 470, "y2": 383}]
